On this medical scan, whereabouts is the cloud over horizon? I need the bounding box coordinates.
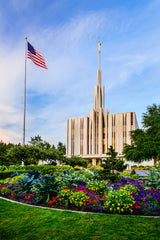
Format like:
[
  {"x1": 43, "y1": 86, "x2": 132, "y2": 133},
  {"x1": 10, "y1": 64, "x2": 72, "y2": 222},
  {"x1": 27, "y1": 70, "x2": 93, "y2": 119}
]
[{"x1": 0, "y1": 0, "x2": 160, "y2": 145}]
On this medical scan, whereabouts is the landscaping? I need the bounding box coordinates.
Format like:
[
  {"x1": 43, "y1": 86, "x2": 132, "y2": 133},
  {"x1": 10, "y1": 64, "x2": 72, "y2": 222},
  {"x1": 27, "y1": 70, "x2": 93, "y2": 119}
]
[{"x1": 0, "y1": 165, "x2": 160, "y2": 216}]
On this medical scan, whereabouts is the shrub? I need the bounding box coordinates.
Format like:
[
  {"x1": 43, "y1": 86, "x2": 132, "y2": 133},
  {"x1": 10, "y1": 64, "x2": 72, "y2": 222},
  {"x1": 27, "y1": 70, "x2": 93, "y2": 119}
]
[
  {"x1": 1, "y1": 186, "x2": 11, "y2": 195},
  {"x1": 33, "y1": 175, "x2": 61, "y2": 202},
  {"x1": 0, "y1": 165, "x2": 9, "y2": 171},
  {"x1": 16, "y1": 176, "x2": 38, "y2": 193},
  {"x1": 0, "y1": 170, "x2": 27, "y2": 179},
  {"x1": 10, "y1": 175, "x2": 27, "y2": 184},
  {"x1": 142, "y1": 167, "x2": 160, "y2": 190},
  {"x1": 104, "y1": 187, "x2": 135, "y2": 214},
  {"x1": 69, "y1": 191, "x2": 89, "y2": 207},
  {"x1": 27, "y1": 170, "x2": 42, "y2": 179},
  {"x1": 57, "y1": 189, "x2": 73, "y2": 201},
  {"x1": 63, "y1": 156, "x2": 87, "y2": 168},
  {"x1": 86, "y1": 180, "x2": 106, "y2": 195}
]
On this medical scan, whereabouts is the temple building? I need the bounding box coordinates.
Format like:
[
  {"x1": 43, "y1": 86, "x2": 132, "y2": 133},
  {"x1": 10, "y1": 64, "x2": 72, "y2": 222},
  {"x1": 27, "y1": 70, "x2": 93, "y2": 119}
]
[{"x1": 66, "y1": 42, "x2": 138, "y2": 165}]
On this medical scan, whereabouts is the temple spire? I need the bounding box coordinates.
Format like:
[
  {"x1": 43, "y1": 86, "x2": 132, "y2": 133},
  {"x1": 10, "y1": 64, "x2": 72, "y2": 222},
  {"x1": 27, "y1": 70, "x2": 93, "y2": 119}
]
[
  {"x1": 98, "y1": 41, "x2": 101, "y2": 70},
  {"x1": 97, "y1": 41, "x2": 101, "y2": 85},
  {"x1": 94, "y1": 41, "x2": 104, "y2": 110}
]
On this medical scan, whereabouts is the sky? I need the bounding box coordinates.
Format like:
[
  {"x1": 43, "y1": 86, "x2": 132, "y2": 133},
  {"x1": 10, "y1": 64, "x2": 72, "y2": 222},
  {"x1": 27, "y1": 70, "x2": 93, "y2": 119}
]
[{"x1": 0, "y1": 0, "x2": 160, "y2": 146}]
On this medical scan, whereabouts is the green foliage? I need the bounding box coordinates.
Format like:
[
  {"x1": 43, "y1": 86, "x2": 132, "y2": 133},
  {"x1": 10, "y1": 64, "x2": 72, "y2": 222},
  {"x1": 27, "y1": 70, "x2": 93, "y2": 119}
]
[
  {"x1": 142, "y1": 167, "x2": 160, "y2": 190},
  {"x1": 104, "y1": 187, "x2": 135, "y2": 214},
  {"x1": 57, "y1": 168, "x2": 94, "y2": 187},
  {"x1": 17, "y1": 176, "x2": 38, "y2": 193},
  {"x1": 0, "y1": 165, "x2": 8, "y2": 171},
  {"x1": 29, "y1": 135, "x2": 51, "y2": 149},
  {"x1": 57, "y1": 142, "x2": 66, "y2": 155},
  {"x1": 57, "y1": 189, "x2": 73, "y2": 201},
  {"x1": 69, "y1": 191, "x2": 89, "y2": 207},
  {"x1": 0, "y1": 136, "x2": 66, "y2": 166},
  {"x1": 102, "y1": 146, "x2": 127, "y2": 173},
  {"x1": 123, "y1": 104, "x2": 160, "y2": 163},
  {"x1": 0, "y1": 170, "x2": 27, "y2": 179},
  {"x1": 15, "y1": 169, "x2": 44, "y2": 193},
  {"x1": 63, "y1": 156, "x2": 87, "y2": 168},
  {"x1": 9, "y1": 175, "x2": 27, "y2": 184},
  {"x1": 27, "y1": 170, "x2": 42, "y2": 179},
  {"x1": 120, "y1": 171, "x2": 139, "y2": 180},
  {"x1": 1, "y1": 186, "x2": 11, "y2": 195},
  {"x1": 6, "y1": 144, "x2": 45, "y2": 165},
  {"x1": 100, "y1": 146, "x2": 127, "y2": 181},
  {"x1": 33, "y1": 175, "x2": 61, "y2": 202},
  {"x1": 86, "y1": 180, "x2": 106, "y2": 195},
  {"x1": 0, "y1": 141, "x2": 14, "y2": 165}
]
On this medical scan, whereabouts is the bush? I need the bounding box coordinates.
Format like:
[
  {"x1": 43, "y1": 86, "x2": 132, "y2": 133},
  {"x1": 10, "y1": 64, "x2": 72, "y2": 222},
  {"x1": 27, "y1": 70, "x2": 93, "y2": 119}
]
[
  {"x1": 86, "y1": 180, "x2": 106, "y2": 195},
  {"x1": 63, "y1": 156, "x2": 87, "y2": 168},
  {"x1": 104, "y1": 187, "x2": 135, "y2": 214},
  {"x1": 33, "y1": 175, "x2": 61, "y2": 202},
  {"x1": 0, "y1": 170, "x2": 27, "y2": 179},
  {"x1": 57, "y1": 189, "x2": 73, "y2": 201},
  {"x1": 69, "y1": 191, "x2": 89, "y2": 207}
]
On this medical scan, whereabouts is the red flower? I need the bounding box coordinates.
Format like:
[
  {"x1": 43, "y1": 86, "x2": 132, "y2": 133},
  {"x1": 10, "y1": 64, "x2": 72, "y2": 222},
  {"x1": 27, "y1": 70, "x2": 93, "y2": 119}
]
[{"x1": 132, "y1": 204, "x2": 140, "y2": 209}]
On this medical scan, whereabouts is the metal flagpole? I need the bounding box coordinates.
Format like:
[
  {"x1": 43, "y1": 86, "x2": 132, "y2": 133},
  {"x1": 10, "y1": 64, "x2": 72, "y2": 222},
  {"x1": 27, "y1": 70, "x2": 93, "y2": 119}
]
[{"x1": 22, "y1": 37, "x2": 27, "y2": 166}]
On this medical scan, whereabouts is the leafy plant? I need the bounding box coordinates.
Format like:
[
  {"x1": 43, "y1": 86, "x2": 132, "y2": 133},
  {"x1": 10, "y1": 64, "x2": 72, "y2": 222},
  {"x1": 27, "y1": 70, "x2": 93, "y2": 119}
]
[
  {"x1": 63, "y1": 156, "x2": 87, "y2": 168},
  {"x1": 142, "y1": 167, "x2": 160, "y2": 190},
  {"x1": 1, "y1": 186, "x2": 11, "y2": 195},
  {"x1": 69, "y1": 191, "x2": 89, "y2": 207},
  {"x1": 17, "y1": 174, "x2": 39, "y2": 193},
  {"x1": 104, "y1": 187, "x2": 135, "y2": 214},
  {"x1": 33, "y1": 175, "x2": 61, "y2": 202},
  {"x1": 27, "y1": 169, "x2": 42, "y2": 179},
  {"x1": 57, "y1": 169, "x2": 94, "y2": 187},
  {"x1": 86, "y1": 180, "x2": 106, "y2": 195},
  {"x1": 57, "y1": 189, "x2": 73, "y2": 201}
]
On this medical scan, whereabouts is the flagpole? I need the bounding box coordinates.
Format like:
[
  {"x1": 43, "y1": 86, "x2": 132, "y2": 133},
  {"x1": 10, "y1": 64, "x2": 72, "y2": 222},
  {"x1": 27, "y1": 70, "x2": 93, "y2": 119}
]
[{"x1": 22, "y1": 37, "x2": 27, "y2": 166}]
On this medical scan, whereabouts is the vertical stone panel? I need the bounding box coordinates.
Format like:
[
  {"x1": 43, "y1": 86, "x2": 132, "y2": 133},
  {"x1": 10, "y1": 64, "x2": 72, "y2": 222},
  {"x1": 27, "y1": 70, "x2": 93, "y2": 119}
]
[
  {"x1": 99, "y1": 108, "x2": 103, "y2": 154},
  {"x1": 83, "y1": 117, "x2": 89, "y2": 155},
  {"x1": 108, "y1": 114, "x2": 113, "y2": 149},
  {"x1": 115, "y1": 113, "x2": 123, "y2": 154}
]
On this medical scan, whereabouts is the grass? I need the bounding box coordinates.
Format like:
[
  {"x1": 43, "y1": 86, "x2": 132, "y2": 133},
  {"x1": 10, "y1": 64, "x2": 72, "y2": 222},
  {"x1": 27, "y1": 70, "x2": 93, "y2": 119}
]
[{"x1": 0, "y1": 198, "x2": 160, "y2": 240}]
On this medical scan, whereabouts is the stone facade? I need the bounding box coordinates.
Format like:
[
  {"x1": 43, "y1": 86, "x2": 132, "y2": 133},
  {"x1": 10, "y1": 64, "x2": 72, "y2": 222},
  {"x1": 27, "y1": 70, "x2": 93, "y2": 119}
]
[{"x1": 66, "y1": 42, "x2": 139, "y2": 164}]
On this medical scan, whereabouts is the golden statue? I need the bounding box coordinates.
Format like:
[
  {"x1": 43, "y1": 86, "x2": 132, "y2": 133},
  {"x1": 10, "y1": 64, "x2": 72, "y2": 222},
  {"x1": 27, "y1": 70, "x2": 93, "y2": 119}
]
[{"x1": 98, "y1": 41, "x2": 101, "y2": 52}]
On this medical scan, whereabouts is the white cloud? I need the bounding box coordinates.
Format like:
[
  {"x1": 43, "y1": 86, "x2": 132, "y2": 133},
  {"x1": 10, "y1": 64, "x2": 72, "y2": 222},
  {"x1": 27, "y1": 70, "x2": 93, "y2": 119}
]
[{"x1": 0, "y1": 2, "x2": 160, "y2": 146}]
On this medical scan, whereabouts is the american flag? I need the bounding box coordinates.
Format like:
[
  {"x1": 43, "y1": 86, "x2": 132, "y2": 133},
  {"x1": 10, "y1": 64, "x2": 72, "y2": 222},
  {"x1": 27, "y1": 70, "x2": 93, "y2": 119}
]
[{"x1": 27, "y1": 42, "x2": 48, "y2": 69}]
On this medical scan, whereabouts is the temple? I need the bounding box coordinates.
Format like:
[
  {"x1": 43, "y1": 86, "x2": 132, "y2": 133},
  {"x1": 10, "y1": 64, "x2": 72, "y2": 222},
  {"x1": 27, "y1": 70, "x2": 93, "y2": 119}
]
[{"x1": 66, "y1": 42, "x2": 138, "y2": 165}]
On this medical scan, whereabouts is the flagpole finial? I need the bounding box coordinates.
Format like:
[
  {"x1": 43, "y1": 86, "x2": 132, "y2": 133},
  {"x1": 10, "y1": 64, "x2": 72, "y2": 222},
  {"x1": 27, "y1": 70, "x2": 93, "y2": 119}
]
[
  {"x1": 98, "y1": 41, "x2": 101, "y2": 52},
  {"x1": 25, "y1": 36, "x2": 27, "y2": 40}
]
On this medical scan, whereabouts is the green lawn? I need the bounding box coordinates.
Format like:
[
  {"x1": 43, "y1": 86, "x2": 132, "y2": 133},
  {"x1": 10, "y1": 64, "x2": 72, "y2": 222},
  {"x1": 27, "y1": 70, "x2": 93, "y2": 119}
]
[{"x1": 0, "y1": 198, "x2": 160, "y2": 240}]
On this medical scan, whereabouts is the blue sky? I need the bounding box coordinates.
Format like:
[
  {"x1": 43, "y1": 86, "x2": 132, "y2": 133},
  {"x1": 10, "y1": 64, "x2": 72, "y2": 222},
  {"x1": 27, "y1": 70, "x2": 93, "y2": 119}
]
[{"x1": 0, "y1": 0, "x2": 160, "y2": 146}]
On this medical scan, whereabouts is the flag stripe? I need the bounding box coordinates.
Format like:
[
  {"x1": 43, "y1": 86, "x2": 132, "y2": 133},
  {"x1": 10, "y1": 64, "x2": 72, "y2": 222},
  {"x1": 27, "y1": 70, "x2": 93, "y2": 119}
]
[
  {"x1": 28, "y1": 52, "x2": 46, "y2": 66},
  {"x1": 27, "y1": 42, "x2": 48, "y2": 69},
  {"x1": 28, "y1": 52, "x2": 48, "y2": 69}
]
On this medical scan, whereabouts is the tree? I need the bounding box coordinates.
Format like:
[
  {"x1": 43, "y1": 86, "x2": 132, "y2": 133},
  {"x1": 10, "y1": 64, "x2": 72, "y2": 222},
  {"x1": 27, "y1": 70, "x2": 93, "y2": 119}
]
[
  {"x1": 6, "y1": 144, "x2": 44, "y2": 165},
  {"x1": 102, "y1": 146, "x2": 127, "y2": 174},
  {"x1": 29, "y1": 135, "x2": 51, "y2": 149},
  {"x1": 57, "y1": 142, "x2": 66, "y2": 155},
  {"x1": 123, "y1": 104, "x2": 160, "y2": 165},
  {"x1": 0, "y1": 141, "x2": 14, "y2": 165}
]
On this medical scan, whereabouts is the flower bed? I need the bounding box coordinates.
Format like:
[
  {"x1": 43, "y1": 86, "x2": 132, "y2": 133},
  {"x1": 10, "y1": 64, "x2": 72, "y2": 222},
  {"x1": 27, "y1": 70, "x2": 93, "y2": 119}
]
[{"x1": 1, "y1": 175, "x2": 160, "y2": 216}]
